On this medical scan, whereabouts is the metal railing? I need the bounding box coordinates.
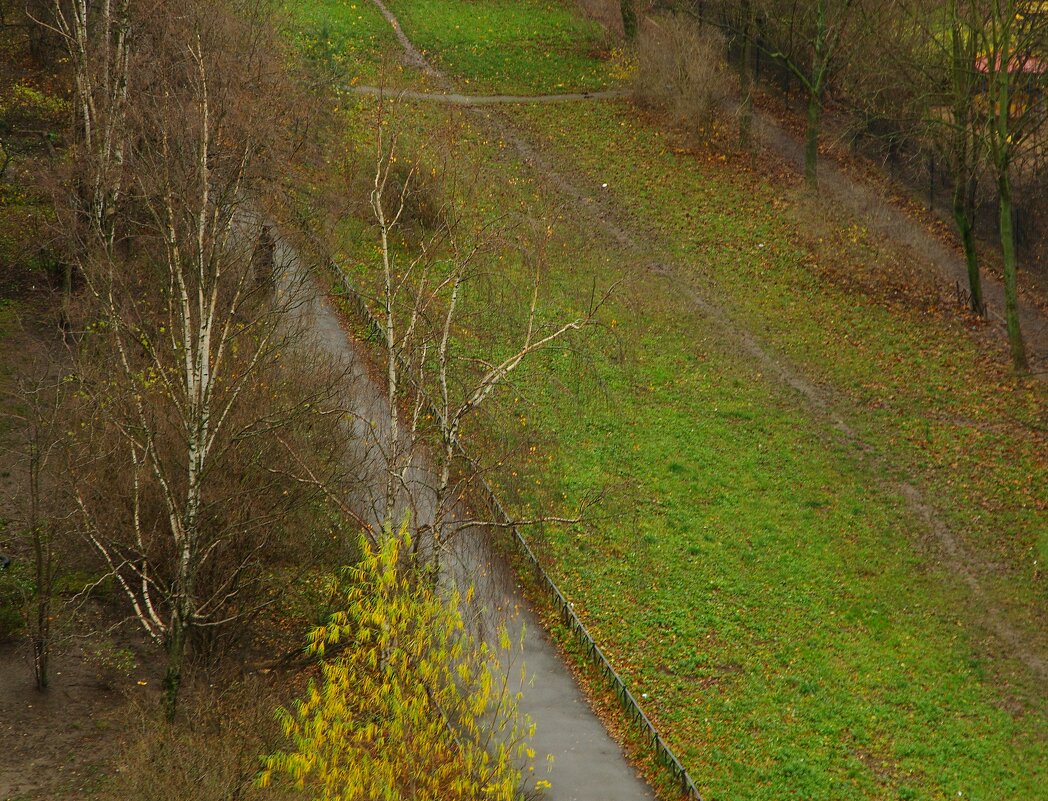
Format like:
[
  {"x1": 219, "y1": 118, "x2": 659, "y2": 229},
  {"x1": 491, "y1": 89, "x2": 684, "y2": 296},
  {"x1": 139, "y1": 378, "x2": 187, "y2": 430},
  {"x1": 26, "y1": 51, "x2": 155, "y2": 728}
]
[
  {"x1": 470, "y1": 473, "x2": 703, "y2": 801},
  {"x1": 334, "y1": 274, "x2": 703, "y2": 801}
]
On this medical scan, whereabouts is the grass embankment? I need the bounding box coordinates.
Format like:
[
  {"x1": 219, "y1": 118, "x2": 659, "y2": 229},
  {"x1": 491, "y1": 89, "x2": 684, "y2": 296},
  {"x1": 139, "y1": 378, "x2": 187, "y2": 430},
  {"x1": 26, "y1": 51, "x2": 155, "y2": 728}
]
[
  {"x1": 283, "y1": 0, "x2": 421, "y2": 87},
  {"x1": 286, "y1": 2, "x2": 1047, "y2": 800},
  {"x1": 384, "y1": 0, "x2": 618, "y2": 94},
  {"x1": 496, "y1": 105, "x2": 1048, "y2": 798}
]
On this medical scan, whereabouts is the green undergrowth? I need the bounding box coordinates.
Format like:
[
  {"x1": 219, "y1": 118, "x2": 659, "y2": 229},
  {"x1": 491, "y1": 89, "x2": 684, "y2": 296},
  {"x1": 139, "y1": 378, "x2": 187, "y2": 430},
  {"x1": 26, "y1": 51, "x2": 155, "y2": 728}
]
[{"x1": 288, "y1": 3, "x2": 1048, "y2": 800}]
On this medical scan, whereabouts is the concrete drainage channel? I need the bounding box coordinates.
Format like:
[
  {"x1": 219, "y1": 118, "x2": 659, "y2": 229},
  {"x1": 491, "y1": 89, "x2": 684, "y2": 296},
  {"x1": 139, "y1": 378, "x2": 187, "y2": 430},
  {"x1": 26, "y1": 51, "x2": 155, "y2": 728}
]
[
  {"x1": 323, "y1": 2, "x2": 706, "y2": 796},
  {"x1": 337, "y1": 275, "x2": 704, "y2": 801},
  {"x1": 275, "y1": 225, "x2": 664, "y2": 800}
]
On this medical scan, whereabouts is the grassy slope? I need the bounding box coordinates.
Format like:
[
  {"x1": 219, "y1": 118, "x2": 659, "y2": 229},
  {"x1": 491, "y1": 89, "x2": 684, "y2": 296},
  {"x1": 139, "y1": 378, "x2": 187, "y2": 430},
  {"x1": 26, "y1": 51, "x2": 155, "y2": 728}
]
[
  {"x1": 386, "y1": 0, "x2": 618, "y2": 93},
  {"x1": 286, "y1": 3, "x2": 1047, "y2": 800},
  {"x1": 282, "y1": 0, "x2": 419, "y2": 86},
  {"x1": 512, "y1": 98, "x2": 1047, "y2": 584}
]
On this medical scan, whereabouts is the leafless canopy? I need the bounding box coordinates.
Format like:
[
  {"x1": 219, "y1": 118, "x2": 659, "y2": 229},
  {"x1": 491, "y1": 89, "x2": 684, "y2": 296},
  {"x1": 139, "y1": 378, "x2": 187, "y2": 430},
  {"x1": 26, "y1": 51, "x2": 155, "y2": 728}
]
[{"x1": 55, "y1": 0, "x2": 351, "y2": 715}]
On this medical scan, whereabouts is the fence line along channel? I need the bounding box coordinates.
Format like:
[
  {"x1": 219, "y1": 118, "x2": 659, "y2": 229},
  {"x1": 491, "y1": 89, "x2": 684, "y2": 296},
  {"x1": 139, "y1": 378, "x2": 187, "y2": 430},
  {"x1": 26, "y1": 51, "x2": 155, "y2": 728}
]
[{"x1": 334, "y1": 273, "x2": 704, "y2": 801}]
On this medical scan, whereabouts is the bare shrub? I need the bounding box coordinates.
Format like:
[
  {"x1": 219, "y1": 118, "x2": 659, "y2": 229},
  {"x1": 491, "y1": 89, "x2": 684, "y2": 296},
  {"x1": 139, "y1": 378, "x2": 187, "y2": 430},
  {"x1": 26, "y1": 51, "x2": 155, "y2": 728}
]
[
  {"x1": 575, "y1": 0, "x2": 625, "y2": 37},
  {"x1": 109, "y1": 679, "x2": 298, "y2": 801},
  {"x1": 84, "y1": 639, "x2": 137, "y2": 690},
  {"x1": 342, "y1": 153, "x2": 446, "y2": 233},
  {"x1": 633, "y1": 14, "x2": 737, "y2": 137},
  {"x1": 56, "y1": 0, "x2": 356, "y2": 718}
]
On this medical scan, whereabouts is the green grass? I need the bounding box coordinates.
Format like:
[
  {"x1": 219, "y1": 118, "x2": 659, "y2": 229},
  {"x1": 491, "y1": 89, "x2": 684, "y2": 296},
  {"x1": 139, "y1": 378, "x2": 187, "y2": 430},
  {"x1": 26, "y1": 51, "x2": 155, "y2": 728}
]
[
  {"x1": 327, "y1": 100, "x2": 1048, "y2": 799},
  {"x1": 384, "y1": 0, "x2": 617, "y2": 93},
  {"x1": 525, "y1": 340, "x2": 1041, "y2": 800},
  {"x1": 282, "y1": 0, "x2": 616, "y2": 92},
  {"x1": 507, "y1": 97, "x2": 1047, "y2": 618},
  {"x1": 288, "y1": 3, "x2": 1048, "y2": 800},
  {"x1": 281, "y1": 0, "x2": 407, "y2": 84}
]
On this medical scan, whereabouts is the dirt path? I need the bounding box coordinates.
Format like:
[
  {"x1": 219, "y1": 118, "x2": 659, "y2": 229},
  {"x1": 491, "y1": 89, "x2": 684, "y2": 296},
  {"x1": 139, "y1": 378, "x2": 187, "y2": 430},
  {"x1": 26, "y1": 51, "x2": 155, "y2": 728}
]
[
  {"x1": 367, "y1": 0, "x2": 1048, "y2": 685},
  {"x1": 0, "y1": 641, "x2": 139, "y2": 800},
  {"x1": 275, "y1": 235, "x2": 657, "y2": 801},
  {"x1": 369, "y1": 0, "x2": 441, "y2": 79},
  {"x1": 348, "y1": 85, "x2": 629, "y2": 105},
  {"x1": 0, "y1": 307, "x2": 135, "y2": 801},
  {"x1": 354, "y1": 20, "x2": 1048, "y2": 368},
  {"x1": 753, "y1": 111, "x2": 1048, "y2": 368}
]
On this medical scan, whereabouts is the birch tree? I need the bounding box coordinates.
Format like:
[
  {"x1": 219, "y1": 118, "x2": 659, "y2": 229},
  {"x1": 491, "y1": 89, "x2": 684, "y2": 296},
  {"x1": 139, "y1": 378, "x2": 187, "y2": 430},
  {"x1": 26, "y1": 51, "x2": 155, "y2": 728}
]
[
  {"x1": 39, "y1": 0, "x2": 131, "y2": 312},
  {"x1": 70, "y1": 0, "x2": 346, "y2": 719}
]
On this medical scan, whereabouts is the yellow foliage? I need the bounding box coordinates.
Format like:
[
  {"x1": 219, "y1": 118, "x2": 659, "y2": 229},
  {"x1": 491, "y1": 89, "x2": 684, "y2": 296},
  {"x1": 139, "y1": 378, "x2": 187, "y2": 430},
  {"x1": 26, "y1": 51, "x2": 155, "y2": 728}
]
[
  {"x1": 607, "y1": 47, "x2": 637, "y2": 82},
  {"x1": 260, "y1": 524, "x2": 542, "y2": 800}
]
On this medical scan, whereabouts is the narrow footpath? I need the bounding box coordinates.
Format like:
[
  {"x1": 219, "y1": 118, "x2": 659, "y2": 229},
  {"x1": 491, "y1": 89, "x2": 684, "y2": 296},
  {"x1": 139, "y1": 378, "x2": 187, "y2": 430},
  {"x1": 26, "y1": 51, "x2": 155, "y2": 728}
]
[
  {"x1": 347, "y1": 85, "x2": 630, "y2": 105},
  {"x1": 753, "y1": 111, "x2": 1048, "y2": 365}
]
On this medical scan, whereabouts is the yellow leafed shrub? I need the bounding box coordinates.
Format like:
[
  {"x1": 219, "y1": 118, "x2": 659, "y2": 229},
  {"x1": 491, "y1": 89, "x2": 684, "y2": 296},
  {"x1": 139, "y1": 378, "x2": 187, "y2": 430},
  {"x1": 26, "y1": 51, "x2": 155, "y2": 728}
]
[{"x1": 261, "y1": 524, "x2": 544, "y2": 801}]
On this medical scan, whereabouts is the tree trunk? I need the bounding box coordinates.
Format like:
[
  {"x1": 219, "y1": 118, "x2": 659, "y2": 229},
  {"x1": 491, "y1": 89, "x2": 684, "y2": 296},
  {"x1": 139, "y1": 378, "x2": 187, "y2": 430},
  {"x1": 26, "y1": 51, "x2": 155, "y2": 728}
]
[
  {"x1": 953, "y1": 180, "x2": 983, "y2": 315},
  {"x1": 804, "y1": 90, "x2": 820, "y2": 189},
  {"x1": 162, "y1": 614, "x2": 187, "y2": 721},
  {"x1": 31, "y1": 523, "x2": 51, "y2": 691},
  {"x1": 621, "y1": 0, "x2": 637, "y2": 42},
  {"x1": 32, "y1": 593, "x2": 50, "y2": 690},
  {"x1": 59, "y1": 259, "x2": 74, "y2": 327},
  {"x1": 28, "y1": 431, "x2": 51, "y2": 691},
  {"x1": 998, "y1": 176, "x2": 1028, "y2": 372},
  {"x1": 738, "y1": 0, "x2": 755, "y2": 148}
]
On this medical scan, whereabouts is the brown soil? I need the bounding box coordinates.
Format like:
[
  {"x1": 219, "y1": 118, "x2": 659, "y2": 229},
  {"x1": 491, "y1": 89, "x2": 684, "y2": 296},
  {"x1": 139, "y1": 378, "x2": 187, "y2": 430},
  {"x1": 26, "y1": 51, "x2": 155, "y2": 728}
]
[
  {"x1": 0, "y1": 298, "x2": 142, "y2": 801},
  {"x1": 0, "y1": 641, "x2": 141, "y2": 801}
]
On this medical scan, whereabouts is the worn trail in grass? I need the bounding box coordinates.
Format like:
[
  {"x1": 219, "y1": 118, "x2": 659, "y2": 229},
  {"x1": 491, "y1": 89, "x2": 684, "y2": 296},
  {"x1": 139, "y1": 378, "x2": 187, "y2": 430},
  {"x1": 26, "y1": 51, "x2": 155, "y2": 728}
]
[
  {"x1": 287, "y1": 2, "x2": 1048, "y2": 799},
  {"x1": 503, "y1": 97, "x2": 1047, "y2": 662}
]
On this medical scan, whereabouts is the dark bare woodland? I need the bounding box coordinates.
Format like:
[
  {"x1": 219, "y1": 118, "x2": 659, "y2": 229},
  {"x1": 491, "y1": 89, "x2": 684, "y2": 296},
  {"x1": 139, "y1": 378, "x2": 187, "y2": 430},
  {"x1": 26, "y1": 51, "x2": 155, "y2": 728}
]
[{"x1": 4, "y1": 0, "x2": 357, "y2": 723}]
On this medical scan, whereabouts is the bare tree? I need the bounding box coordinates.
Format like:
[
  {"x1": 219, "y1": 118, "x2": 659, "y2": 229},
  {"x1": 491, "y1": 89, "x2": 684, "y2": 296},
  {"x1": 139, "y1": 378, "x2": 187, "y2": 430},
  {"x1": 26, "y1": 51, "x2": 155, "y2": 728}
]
[
  {"x1": 977, "y1": 0, "x2": 1048, "y2": 371},
  {"x1": 885, "y1": 0, "x2": 1001, "y2": 316},
  {"x1": 338, "y1": 104, "x2": 609, "y2": 569},
  {"x1": 943, "y1": 0, "x2": 989, "y2": 315},
  {"x1": 2, "y1": 358, "x2": 75, "y2": 690},
  {"x1": 738, "y1": 0, "x2": 759, "y2": 147},
  {"x1": 757, "y1": 0, "x2": 869, "y2": 188},
  {"x1": 66, "y1": 0, "x2": 348, "y2": 719}
]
